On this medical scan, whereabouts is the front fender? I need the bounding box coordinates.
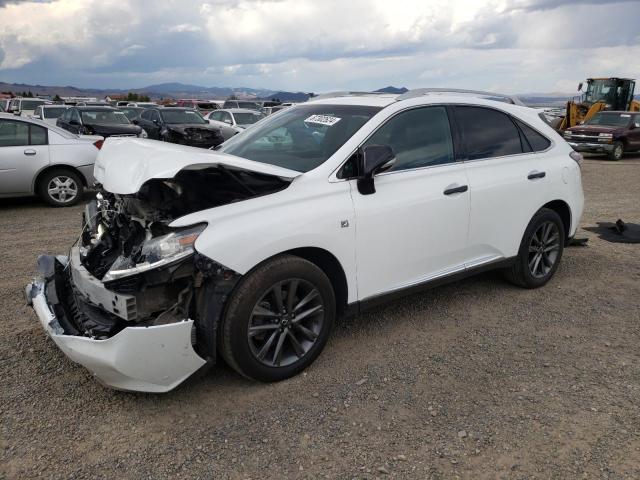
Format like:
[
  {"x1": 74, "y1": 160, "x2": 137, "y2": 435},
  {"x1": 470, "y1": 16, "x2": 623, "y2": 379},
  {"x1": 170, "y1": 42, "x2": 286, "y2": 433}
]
[{"x1": 171, "y1": 177, "x2": 358, "y2": 303}]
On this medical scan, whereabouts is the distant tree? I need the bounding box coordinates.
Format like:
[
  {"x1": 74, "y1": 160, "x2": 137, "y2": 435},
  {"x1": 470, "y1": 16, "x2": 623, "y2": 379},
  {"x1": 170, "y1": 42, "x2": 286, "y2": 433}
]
[
  {"x1": 27, "y1": 91, "x2": 34, "y2": 97},
  {"x1": 53, "y1": 94, "x2": 62, "y2": 102},
  {"x1": 228, "y1": 95, "x2": 238, "y2": 100}
]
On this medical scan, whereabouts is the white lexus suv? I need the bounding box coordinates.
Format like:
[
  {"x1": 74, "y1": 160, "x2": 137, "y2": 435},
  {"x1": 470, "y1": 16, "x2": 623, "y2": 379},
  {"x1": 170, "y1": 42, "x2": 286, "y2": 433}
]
[{"x1": 26, "y1": 90, "x2": 584, "y2": 392}]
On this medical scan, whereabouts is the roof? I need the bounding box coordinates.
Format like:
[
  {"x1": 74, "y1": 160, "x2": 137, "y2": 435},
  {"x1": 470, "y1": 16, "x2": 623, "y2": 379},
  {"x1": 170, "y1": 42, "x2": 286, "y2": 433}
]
[
  {"x1": 305, "y1": 87, "x2": 533, "y2": 110},
  {"x1": 307, "y1": 95, "x2": 398, "y2": 107},
  {"x1": 75, "y1": 106, "x2": 117, "y2": 111},
  {"x1": 222, "y1": 108, "x2": 264, "y2": 114}
]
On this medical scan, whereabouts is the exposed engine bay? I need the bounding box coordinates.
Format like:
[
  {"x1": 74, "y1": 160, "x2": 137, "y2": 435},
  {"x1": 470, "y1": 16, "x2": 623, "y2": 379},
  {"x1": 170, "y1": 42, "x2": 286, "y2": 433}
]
[{"x1": 55, "y1": 165, "x2": 290, "y2": 353}]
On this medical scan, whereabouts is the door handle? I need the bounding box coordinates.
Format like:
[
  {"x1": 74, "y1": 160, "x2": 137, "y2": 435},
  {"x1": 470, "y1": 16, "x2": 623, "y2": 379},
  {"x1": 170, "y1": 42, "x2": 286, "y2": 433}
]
[
  {"x1": 527, "y1": 171, "x2": 546, "y2": 180},
  {"x1": 443, "y1": 185, "x2": 468, "y2": 195},
  {"x1": 23, "y1": 149, "x2": 36, "y2": 156}
]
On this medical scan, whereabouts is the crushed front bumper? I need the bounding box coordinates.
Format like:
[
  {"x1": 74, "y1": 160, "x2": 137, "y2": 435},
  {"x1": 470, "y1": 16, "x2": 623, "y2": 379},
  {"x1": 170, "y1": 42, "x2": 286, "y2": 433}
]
[
  {"x1": 568, "y1": 142, "x2": 614, "y2": 154},
  {"x1": 25, "y1": 255, "x2": 207, "y2": 393}
]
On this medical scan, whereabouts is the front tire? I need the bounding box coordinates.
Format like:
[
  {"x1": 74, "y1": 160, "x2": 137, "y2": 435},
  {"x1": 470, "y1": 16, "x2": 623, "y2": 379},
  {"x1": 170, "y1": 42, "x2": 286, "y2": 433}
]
[
  {"x1": 38, "y1": 169, "x2": 83, "y2": 207},
  {"x1": 505, "y1": 208, "x2": 565, "y2": 289},
  {"x1": 219, "y1": 255, "x2": 336, "y2": 382},
  {"x1": 607, "y1": 141, "x2": 624, "y2": 161}
]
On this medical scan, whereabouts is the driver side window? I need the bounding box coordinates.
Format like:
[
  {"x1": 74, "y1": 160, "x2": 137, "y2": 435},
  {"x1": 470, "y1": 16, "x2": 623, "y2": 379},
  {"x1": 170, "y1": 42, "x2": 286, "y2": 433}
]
[{"x1": 364, "y1": 106, "x2": 455, "y2": 172}]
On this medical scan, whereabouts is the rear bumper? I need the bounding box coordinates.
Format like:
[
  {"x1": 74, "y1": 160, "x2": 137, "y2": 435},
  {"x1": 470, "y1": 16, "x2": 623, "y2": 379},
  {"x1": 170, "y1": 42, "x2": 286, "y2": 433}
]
[
  {"x1": 25, "y1": 255, "x2": 207, "y2": 392},
  {"x1": 568, "y1": 142, "x2": 614, "y2": 153}
]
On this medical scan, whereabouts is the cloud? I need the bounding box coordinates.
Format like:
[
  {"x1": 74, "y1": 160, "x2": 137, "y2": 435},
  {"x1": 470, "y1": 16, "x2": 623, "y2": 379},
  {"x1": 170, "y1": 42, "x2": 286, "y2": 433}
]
[{"x1": 0, "y1": 0, "x2": 638, "y2": 92}]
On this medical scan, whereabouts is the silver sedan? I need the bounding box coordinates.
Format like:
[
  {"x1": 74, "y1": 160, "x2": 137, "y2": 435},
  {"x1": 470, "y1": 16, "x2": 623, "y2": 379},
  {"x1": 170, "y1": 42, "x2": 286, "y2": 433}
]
[{"x1": 0, "y1": 113, "x2": 102, "y2": 206}]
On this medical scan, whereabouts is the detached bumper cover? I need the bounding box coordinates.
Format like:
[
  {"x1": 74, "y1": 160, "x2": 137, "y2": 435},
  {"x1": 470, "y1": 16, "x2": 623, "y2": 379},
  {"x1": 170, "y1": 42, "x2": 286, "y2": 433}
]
[{"x1": 25, "y1": 256, "x2": 206, "y2": 393}]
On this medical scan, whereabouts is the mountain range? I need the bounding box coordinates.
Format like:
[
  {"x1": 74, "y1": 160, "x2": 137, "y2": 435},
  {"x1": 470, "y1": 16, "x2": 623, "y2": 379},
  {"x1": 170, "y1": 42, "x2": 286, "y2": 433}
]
[{"x1": 1, "y1": 81, "x2": 637, "y2": 106}]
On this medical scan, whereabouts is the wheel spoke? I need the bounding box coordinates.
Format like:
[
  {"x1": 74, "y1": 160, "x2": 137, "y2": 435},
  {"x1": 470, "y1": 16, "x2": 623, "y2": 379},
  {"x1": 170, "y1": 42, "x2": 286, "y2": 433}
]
[
  {"x1": 531, "y1": 231, "x2": 542, "y2": 247},
  {"x1": 272, "y1": 331, "x2": 287, "y2": 366},
  {"x1": 293, "y1": 323, "x2": 318, "y2": 341},
  {"x1": 271, "y1": 284, "x2": 284, "y2": 313},
  {"x1": 252, "y1": 305, "x2": 279, "y2": 318},
  {"x1": 249, "y1": 324, "x2": 279, "y2": 337},
  {"x1": 292, "y1": 304, "x2": 323, "y2": 324},
  {"x1": 294, "y1": 289, "x2": 319, "y2": 312},
  {"x1": 286, "y1": 279, "x2": 299, "y2": 313},
  {"x1": 287, "y1": 330, "x2": 305, "y2": 357},
  {"x1": 531, "y1": 253, "x2": 542, "y2": 276},
  {"x1": 256, "y1": 330, "x2": 278, "y2": 360}
]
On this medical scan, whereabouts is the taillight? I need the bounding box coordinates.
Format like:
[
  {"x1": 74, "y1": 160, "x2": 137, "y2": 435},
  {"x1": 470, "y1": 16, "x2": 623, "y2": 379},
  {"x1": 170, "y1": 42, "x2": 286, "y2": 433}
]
[
  {"x1": 569, "y1": 151, "x2": 583, "y2": 168},
  {"x1": 93, "y1": 139, "x2": 104, "y2": 150}
]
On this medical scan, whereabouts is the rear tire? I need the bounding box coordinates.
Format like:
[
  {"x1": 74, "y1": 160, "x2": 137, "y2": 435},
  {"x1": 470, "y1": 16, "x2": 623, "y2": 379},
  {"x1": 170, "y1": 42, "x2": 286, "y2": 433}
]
[
  {"x1": 607, "y1": 141, "x2": 624, "y2": 161},
  {"x1": 219, "y1": 255, "x2": 336, "y2": 382},
  {"x1": 38, "y1": 169, "x2": 83, "y2": 207},
  {"x1": 505, "y1": 208, "x2": 565, "y2": 289}
]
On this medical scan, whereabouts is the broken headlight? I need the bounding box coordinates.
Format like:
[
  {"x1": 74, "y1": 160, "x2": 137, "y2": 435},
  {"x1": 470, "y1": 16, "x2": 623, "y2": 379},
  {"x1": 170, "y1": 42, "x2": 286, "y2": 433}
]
[{"x1": 102, "y1": 224, "x2": 206, "y2": 282}]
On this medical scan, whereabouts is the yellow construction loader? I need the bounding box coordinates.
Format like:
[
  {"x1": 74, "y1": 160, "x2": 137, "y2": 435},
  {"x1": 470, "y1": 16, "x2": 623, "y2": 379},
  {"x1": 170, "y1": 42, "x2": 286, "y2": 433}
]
[{"x1": 556, "y1": 77, "x2": 640, "y2": 131}]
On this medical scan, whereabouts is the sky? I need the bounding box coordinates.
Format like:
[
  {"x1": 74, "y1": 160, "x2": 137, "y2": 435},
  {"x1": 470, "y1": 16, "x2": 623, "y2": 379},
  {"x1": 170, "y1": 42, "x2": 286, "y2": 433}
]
[{"x1": 0, "y1": 0, "x2": 638, "y2": 94}]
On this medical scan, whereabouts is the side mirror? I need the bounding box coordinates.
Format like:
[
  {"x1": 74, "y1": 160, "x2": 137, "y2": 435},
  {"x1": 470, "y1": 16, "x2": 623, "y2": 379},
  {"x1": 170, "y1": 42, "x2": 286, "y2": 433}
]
[
  {"x1": 577, "y1": 82, "x2": 583, "y2": 92},
  {"x1": 633, "y1": 122, "x2": 640, "y2": 129},
  {"x1": 12, "y1": 109, "x2": 21, "y2": 116},
  {"x1": 131, "y1": 119, "x2": 139, "y2": 125},
  {"x1": 357, "y1": 144, "x2": 396, "y2": 195}
]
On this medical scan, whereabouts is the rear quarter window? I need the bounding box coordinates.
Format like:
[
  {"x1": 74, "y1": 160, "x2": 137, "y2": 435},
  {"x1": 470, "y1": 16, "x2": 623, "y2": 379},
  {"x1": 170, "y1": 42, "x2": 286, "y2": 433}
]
[{"x1": 514, "y1": 119, "x2": 551, "y2": 152}]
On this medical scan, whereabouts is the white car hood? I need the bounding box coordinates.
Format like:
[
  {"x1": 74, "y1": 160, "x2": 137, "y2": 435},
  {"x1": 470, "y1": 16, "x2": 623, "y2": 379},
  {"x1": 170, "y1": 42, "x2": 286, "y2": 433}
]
[{"x1": 94, "y1": 137, "x2": 301, "y2": 194}]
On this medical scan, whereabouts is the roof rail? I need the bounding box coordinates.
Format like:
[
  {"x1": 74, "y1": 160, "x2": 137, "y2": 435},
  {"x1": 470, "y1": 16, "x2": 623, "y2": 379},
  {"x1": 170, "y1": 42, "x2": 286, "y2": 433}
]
[
  {"x1": 309, "y1": 91, "x2": 393, "y2": 102},
  {"x1": 396, "y1": 88, "x2": 526, "y2": 106}
]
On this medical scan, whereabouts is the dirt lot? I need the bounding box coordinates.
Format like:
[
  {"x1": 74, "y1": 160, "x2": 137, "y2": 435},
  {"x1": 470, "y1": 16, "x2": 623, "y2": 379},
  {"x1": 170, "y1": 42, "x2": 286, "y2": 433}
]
[{"x1": 1, "y1": 154, "x2": 639, "y2": 479}]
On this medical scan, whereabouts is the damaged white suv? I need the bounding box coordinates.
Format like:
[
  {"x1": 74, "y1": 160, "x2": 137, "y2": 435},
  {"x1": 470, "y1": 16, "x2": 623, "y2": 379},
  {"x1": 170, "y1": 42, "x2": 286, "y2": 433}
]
[{"x1": 26, "y1": 90, "x2": 584, "y2": 392}]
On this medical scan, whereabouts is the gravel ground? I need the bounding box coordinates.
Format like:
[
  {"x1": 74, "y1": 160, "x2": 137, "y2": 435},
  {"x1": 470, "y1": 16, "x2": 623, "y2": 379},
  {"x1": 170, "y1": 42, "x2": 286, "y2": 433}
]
[{"x1": 1, "y1": 154, "x2": 639, "y2": 479}]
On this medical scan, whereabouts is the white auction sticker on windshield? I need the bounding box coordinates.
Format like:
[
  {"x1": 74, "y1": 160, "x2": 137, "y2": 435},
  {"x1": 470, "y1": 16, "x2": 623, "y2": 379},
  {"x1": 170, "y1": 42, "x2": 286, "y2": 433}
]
[{"x1": 304, "y1": 114, "x2": 341, "y2": 126}]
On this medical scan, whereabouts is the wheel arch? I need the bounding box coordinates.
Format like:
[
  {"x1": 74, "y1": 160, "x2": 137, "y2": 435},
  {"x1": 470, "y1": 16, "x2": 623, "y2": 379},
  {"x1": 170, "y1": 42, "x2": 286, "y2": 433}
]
[
  {"x1": 540, "y1": 199, "x2": 572, "y2": 243},
  {"x1": 33, "y1": 164, "x2": 90, "y2": 192}
]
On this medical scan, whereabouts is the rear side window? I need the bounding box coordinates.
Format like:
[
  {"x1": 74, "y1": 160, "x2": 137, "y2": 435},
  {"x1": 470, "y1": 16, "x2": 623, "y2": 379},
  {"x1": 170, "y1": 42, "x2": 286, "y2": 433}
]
[
  {"x1": 455, "y1": 106, "x2": 522, "y2": 160},
  {"x1": 30, "y1": 124, "x2": 48, "y2": 145},
  {"x1": 514, "y1": 119, "x2": 551, "y2": 152},
  {"x1": 0, "y1": 120, "x2": 47, "y2": 146},
  {"x1": 364, "y1": 106, "x2": 455, "y2": 171},
  {"x1": 0, "y1": 120, "x2": 29, "y2": 146}
]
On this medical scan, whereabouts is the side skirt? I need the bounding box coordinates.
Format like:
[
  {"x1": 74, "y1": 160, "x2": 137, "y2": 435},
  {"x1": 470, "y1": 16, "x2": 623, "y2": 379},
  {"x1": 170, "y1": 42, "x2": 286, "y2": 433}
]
[{"x1": 343, "y1": 257, "x2": 516, "y2": 317}]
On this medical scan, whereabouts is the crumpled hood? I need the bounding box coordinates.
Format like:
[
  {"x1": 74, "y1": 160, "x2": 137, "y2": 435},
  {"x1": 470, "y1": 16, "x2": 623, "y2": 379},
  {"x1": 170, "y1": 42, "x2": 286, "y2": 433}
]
[
  {"x1": 86, "y1": 122, "x2": 142, "y2": 137},
  {"x1": 94, "y1": 137, "x2": 301, "y2": 194},
  {"x1": 166, "y1": 124, "x2": 220, "y2": 135}
]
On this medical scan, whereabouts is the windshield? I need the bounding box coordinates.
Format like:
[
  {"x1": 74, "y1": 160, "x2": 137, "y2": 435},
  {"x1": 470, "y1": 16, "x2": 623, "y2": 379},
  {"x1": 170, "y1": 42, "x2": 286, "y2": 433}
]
[
  {"x1": 585, "y1": 80, "x2": 618, "y2": 104},
  {"x1": 586, "y1": 113, "x2": 632, "y2": 127},
  {"x1": 81, "y1": 110, "x2": 131, "y2": 125},
  {"x1": 119, "y1": 108, "x2": 143, "y2": 120},
  {"x1": 238, "y1": 102, "x2": 259, "y2": 110},
  {"x1": 161, "y1": 109, "x2": 208, "y2": 124},
  {"x1": 220, "y1": 104, "x2": 381, "y2": 172},
  {"x1": 234, "y1": 112, "x2": 265, "y2": 125},
  {"x1": 43, "y1": 107, "x2": 68, "y2": 119},
  {"x1": 22, "y1": 100, "x2": 47, "y2": 110},
  {"x1": 197, "y1": 103, "x2": 216, "y2": 109}
]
